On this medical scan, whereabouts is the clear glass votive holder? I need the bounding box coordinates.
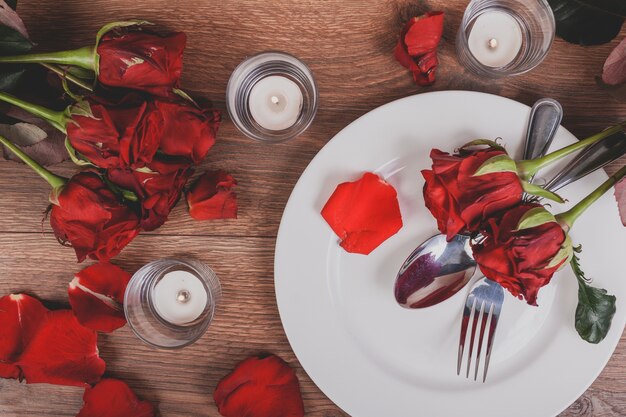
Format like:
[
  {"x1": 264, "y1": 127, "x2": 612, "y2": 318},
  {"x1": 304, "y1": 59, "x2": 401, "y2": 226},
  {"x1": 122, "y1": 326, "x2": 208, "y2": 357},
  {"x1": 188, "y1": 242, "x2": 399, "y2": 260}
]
[
  {"x1": 226, "y1": 51, "x2": 318, "y2": 143},
  {"x1": 456, "y1": 0, "x2": 555, "y2": 78},
  {"x1": 124, "y1": 258, "x2": 221, "y2": 349}
]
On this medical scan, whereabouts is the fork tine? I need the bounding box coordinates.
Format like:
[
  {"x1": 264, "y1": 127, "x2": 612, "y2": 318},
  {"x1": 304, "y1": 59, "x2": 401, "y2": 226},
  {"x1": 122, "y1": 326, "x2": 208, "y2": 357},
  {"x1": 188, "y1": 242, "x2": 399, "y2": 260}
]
[
  {"x1": 457, "y1": 301, "x2": 473, "y2": 375},
  {"x1": 482, "y1": 310, "x2": 501, "y2": 382},
  {"x1": 473, "y1": 302, "x2": 493, "y2": 381},
  {"x1": 465, "y1": 300, "x2": 484, "y2": 378}
]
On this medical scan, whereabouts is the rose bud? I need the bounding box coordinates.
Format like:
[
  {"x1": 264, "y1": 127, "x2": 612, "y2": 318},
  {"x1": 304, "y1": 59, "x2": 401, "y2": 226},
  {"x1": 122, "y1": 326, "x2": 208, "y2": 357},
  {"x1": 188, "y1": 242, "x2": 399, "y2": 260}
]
[
  {"x1": 107, "y1": 157, "x2": 193, "y2": 231},
  {"x1": 0, "y1": 136, "x2": 140, "y2": 262},
  {"x1": 471, "y1": 203, "x2": 573, "y2": 306},
  {"x1": 421, "y1": 138, "x2": 586, "y2": 240},
  {"x1": 0, "y1": 21, "x2": 185, "y2": 96},
  {"x1": 394, "y1": 12, "x2": 444, "y2": 86}
]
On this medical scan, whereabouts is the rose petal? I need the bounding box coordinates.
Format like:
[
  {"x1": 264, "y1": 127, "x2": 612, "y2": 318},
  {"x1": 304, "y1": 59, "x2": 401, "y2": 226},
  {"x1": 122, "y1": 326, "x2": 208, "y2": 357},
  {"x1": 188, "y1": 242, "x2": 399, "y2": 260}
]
[
  {"x1": 186, "y1": 170, "x2": 238, "y2": 220},
  {"x1": 616, "y1": 178, "x2": 626, "y2": 226},
  {"x1": 0, "y1": 294, "x2": 48, "y2": 379},
  {"x1": 214, "y1": 355, "x2": 304, "y2": 417},
  {"x1": 404, "y1": 12, "x2": 444, "y2": 56},
  {"x1": 321, "y1": 172, "x2": 403, "y2": 255},
  {"x1": 76, "y1": 378, "x2": 155, "y2": 417},
  {"x1": 602, "y1": 36, "x2": 626, "y2": 86},
  {"x1": 68, "y1": 262, "x2": 131, "y2": 333},
  {"x1": 16, "y1": 310, "x2": 105, "y2": 386}
]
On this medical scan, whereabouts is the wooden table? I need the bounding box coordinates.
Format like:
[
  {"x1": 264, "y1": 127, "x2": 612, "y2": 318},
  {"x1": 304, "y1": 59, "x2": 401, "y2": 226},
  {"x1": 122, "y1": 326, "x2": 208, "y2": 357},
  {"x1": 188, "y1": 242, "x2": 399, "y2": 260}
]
[{"x1": 0, "y1": 1, "x2": 624, "y2": 416}]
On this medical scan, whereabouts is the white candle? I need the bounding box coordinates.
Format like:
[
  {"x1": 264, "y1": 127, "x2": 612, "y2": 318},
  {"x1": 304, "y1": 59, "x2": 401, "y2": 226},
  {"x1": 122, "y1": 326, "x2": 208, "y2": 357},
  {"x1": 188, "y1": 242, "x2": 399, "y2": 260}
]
[
  {"x1": 467, "y1": 10, "x2": 523, "y2": 68},
  {"x1": 249, "y1": 75, "x2": 303, "y2": 130},
  {"x1": 153, "y1": 270, "x2": 208, "y2": 325}
]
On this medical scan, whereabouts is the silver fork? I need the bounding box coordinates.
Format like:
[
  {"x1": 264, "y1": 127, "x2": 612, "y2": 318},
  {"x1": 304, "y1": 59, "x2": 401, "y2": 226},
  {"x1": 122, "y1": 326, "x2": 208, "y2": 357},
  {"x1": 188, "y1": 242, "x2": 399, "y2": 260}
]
[{"x1": 457, "y1": 277, "x2": 504, "y2": 382}]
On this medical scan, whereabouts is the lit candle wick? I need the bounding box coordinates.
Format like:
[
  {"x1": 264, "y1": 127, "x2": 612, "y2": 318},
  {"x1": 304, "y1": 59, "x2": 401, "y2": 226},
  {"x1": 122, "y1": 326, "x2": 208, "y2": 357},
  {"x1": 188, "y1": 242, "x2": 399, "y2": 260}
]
[
  {"x1": 176, "y1": 289, "x2": 191, "y2": 304},
  {"x1": 271, "y1": 95, "x2": 280, "y2": 105},
  {"x1": 488, "y1": 38, "x2": 498, "y2": 49}
]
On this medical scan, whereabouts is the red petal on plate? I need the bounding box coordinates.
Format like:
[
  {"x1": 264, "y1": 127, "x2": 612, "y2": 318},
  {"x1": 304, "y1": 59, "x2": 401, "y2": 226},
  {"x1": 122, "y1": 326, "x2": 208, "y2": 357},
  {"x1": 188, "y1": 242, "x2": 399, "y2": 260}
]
[
  {"x1": 616, "y1": 178, "x2": 626, "y2": 226},
  {"x1": 404, "y1": 12, "x2": 444, "y2": 57},
  {"x1": 17, "y1": 310, "x2": 105, "y2": 387},
  {"x1": 76, "y1": 378, "x2": 155, "y2": 417},
  {"x1": 0, "y1": 294, "x2": 48, "y2": 379},
  {"x1": 68, "y1": 262, "x2": 132, "y2": 333},
  {"x1": 186, "y1": 170, "x2": 238, "y2": 220},
  {"x1": 602, "y1": 36, "x2": 626, "y2": 86},
  {"x1": 214, "y1": 354, "x2": 304, "y2": 417},
  {"x1": 321, "y1": 172, "x2": 403, "y2": 255}
]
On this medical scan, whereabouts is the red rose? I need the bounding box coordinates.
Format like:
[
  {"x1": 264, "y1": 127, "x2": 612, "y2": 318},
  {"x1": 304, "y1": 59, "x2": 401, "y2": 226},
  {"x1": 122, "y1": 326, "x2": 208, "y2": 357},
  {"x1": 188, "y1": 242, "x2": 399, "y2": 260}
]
[
  {"x1": 186, "y1": 170, "x2": 238, "y2": 220},
  {"x1": 107, "y1": 157, "x2": 193, "y2": 231},
  {"x1": 422, "y1": 147, "x2": 524, "y2": 240},
  {"x1": 50, "y1": 172, "x2": 140, "y2": 262},
  {"x1": 97, "y1": 31, "x2": 186, "y2": 96},
  {"x1": 67, "y1": 97, "x2": 164, "y2": 169},
  {"x1": 394, "y1": 12, "x2": 444, "y2": 86},
  {"x1": 155, "y1": 100, "x2": 220, "y2": 164},
  {"x1": 471, "y1": 203, "x2": 572, "y2": 306},
  {"x1": 214, "y1": 354, "x2": 304, "y2": 417}
]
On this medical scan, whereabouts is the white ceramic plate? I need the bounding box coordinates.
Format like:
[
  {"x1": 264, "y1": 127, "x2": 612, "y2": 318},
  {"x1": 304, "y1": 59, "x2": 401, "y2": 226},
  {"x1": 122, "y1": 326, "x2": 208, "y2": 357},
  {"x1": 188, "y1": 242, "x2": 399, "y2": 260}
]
[{"x1": 275, "y1": 91, "x2": 626, "y2": 417}]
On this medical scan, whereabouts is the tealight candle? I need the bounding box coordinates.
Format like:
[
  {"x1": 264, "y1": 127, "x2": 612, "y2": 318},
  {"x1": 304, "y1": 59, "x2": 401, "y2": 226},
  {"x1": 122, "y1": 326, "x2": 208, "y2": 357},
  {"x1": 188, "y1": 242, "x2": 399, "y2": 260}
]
[
  {"x1": 467, "y1": 10, "x2": 523, "y2": 68},
  {"x1": 153, "y1": 270, "x2": 208, "y2": 325},
  {"x1": 249, "y1": 75, "x2": 303, "y2": 131}
]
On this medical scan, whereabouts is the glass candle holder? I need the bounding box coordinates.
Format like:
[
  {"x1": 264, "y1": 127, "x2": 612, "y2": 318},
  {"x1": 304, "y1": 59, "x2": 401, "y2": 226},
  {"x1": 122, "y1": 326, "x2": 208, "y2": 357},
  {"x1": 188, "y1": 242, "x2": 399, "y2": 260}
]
[
  {"x1": 226, "y1": 51, "x2": 318, "y2": 142},
  {"x1": 456, "y1": 0, "x2": 555, "y2": 77},
  {"x1": 124, "y1": 258, "x2": 221, "y2": 349}
]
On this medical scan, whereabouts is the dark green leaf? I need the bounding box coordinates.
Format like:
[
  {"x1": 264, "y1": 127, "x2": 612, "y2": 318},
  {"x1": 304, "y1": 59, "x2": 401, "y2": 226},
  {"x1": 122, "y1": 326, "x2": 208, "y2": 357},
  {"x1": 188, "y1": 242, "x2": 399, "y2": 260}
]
[
  {"x1": 571, "y1": 249, "x2": 617, "y2": 344},
  {"x1": 0, "y1": 25, "x2": 31, "y2": 54},
  {"x1": 548, "y1": 0, "x2": 625, "y2": 45},
  {"x1": 5, "y1": 0, "x2": 16, "y2": 10},
  {"x1": 0, "y1": 66, "x2": 24, "y2": 91}
]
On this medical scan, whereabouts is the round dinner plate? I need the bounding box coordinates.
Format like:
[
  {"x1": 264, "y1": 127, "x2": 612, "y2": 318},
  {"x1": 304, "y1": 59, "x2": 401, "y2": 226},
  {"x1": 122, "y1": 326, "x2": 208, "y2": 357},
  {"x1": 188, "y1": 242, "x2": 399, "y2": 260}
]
[{"x1": 274, "y1": 91, "x2": 626, "y2": 417}]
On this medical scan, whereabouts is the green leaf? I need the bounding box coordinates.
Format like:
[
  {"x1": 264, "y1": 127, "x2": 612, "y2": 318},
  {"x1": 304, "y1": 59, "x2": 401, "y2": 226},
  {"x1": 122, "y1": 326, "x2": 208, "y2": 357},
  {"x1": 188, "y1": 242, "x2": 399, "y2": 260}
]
[
  {"x1": 516, "y1": 206, "x2": 556, "y2": 230},
  {"x1": 5, "y1": 0, "x2": 17, "y2": 10},
  {"x1": 458, "y1": 139, "x2": 505, "y2": 153},
  {"x1": 522, "y1": 181, "x2": 565, "y2": 203},
  {"x1": 571, "y1": 248, "x2": 617, "y2": 344},
  {"x1": 0, "y1": 25, "x2": 31, "y2": 54},
  {"x1": 473, "y1": 154, "x2": 517, "y2": 176},
  {"x1": 548, "y1": 0, "x2": 625, "y2": 45},
  {"x1": 0, "y1": 66, "x2": 23, "y2": 91}
]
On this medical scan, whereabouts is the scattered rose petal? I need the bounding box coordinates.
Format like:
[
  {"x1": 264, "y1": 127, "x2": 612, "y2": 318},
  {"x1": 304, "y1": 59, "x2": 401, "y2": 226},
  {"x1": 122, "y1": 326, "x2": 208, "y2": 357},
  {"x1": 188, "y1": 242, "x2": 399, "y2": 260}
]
[
  {"x1": 0, "y1": 294, "x2": 47, "y2": 379},
  {"x1": 186, "y1": 170, "x2": 238, "y2": 220},
  {"x1": 616, "y1": 178, "x2": 626, "y2": 226},
  {"x1": 602, "y1": 36, "x2": 626, "y2": 86},
  {"x1": 214, "y1": 354, "x2": 304, "y2": 417},
  {"x1": 17, "y1": 310, "x2": 105, "y2": 387},
  {"x1": 76, "y1": 378, "x2": 155, "y2": 417},
  {"x1": 321, "y1": 172, "x2": 403, "y2": 255},
  {"x1": 68, "y1": 262, "x2": 131, "y2": 333}
]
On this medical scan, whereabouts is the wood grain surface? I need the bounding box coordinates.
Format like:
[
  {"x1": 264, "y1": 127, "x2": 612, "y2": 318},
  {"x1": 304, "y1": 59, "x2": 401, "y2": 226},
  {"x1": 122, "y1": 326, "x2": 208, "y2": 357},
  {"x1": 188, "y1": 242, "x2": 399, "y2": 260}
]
[{"x1": 0, "y1": 1, "x2": 625, "y2": 416}]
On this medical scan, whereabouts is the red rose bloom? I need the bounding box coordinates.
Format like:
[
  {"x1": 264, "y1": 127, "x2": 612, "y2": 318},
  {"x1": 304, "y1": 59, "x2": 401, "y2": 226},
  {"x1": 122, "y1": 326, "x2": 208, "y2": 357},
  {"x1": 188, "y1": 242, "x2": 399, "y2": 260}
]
[
  {"x1": 107, "y1": 157, "x2": 193, "y2": 231},
  {"x1": 97, "y1": 31, "x2": 186, "y2": 96},
  {"x1": 394, "y1": 12, "x2": 444, "y2": 86},
  {"x1": 471, "y1": 203, "x2": 572, "y2": 306},
  {"x1": 155, "y1": 100, "x2": 220, "y2": 164},
  {"x1": 67, "y1": 97, "x2": 164, "y2": 169},
  {"x1": 50, "y1": 172, "x2": 140, "y2": 262},
  {"x1": 186, "y1": 170, "x2": 238, "y2": 220},
  {"x1": 422, "y1": 147, "x2": 524, "y2": 240},
  {"x1": 214, "y1": 354, "x2": 304, "y2": 417}
]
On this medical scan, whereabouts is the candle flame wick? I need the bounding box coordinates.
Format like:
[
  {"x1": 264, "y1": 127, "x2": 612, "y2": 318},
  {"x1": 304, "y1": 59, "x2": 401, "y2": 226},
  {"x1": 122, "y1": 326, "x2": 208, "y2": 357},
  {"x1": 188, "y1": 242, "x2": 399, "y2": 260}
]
[
  {"x1": 271, "y1": 95, "x2": 280, "y2": 105},
  {"x1": 488, "y1": 38, "x2": 498, "y2": 49},
  {"x1": 176, "y1": 290, "x2": 191, "y2": 304}
]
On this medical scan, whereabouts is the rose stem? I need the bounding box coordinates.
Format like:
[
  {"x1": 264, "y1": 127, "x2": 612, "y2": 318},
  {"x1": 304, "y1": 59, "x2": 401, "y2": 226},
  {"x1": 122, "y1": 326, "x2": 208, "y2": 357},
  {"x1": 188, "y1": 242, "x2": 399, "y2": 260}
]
[
  {"x1": 41, "y1": 63, "x2": 94, "y2": 92},
  {"x1": 517, "y1": 123, "x2": 625, "y2": 179},
  {"x1": 0, "y1": 135, "x2": 66, "y2": 189},
  {"x1": 0, "y1": 92, "x2": 67, "y2": 132},
  {"x1": 556, "y1": 164, "x2": 626, "y2": 229},
  {"x1": 0, "y1": 46, "x2": 95, "y2": 71}
]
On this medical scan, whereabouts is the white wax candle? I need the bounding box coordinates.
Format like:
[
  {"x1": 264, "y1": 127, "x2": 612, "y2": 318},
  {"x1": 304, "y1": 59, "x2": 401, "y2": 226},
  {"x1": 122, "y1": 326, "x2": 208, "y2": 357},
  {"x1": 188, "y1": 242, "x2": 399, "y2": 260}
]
[
  {"x1": 467, "y1": 10, "x2": 523, "y2": 68},
  {"x1": 153, "y1": 270, "x2": 208, "y2": 325},
  {"x1": 249, "y1": 75, "x2": 303, "y2": 131}
]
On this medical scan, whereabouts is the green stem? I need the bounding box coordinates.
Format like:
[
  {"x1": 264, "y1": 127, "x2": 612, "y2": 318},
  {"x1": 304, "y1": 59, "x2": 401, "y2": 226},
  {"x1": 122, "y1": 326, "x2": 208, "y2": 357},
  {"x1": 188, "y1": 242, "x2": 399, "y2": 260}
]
[
  {"x1": 0, "y1": 46, "x2": 96, "y2": 71},
  {"x1": 0, "y1": 92, "x2": 68, "y2": 132},
  {"x1": 0, "y1": 135, "x2": 66, "y2": 189},
  {"x1": 517, "y1": 123, "x2": 625, "y2": 179},
  {"x1": 556, "y1": 164, "x2": 626, "y2": 228},
  {"x1": 41, "y1": 63, "x2": 94, "y2": 92}
]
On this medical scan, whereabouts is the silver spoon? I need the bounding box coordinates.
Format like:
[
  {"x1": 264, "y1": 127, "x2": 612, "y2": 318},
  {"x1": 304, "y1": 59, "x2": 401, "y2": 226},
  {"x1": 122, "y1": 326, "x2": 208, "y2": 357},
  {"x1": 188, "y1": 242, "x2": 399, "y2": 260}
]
[{"x1": 394, "y1": 99, "x2": 563, "y2": 309}]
